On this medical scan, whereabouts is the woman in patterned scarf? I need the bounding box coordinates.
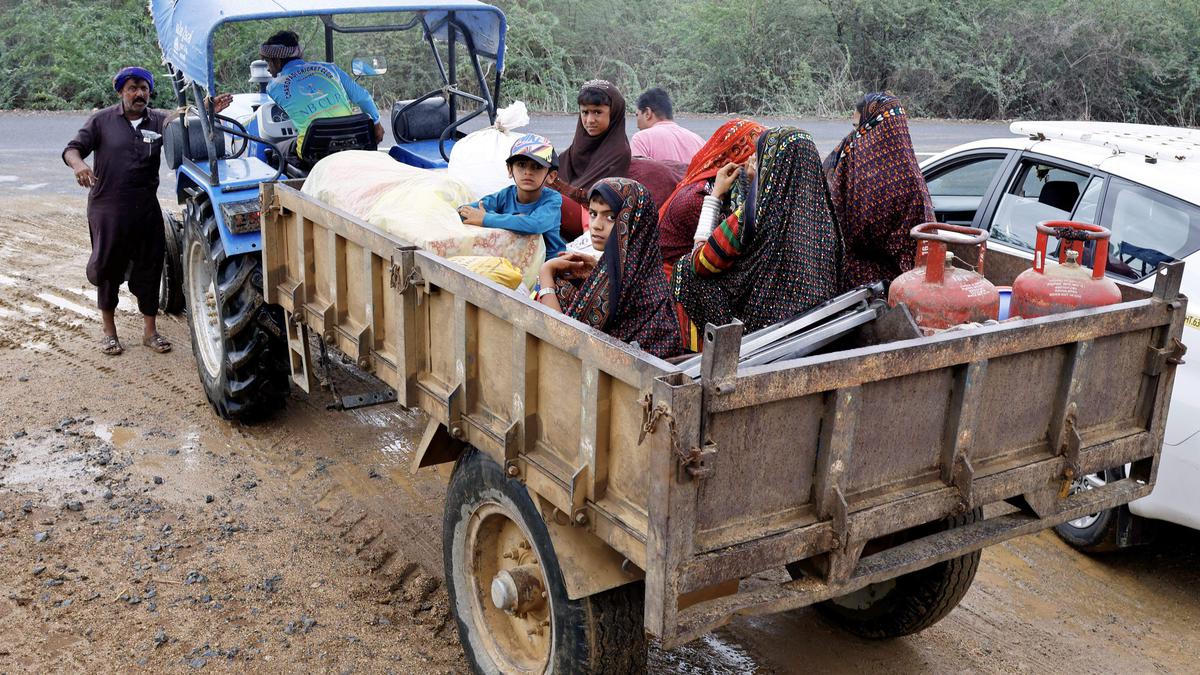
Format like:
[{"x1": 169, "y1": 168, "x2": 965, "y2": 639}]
[
  {"x1": 672, "y1": 127, "x2": 844, "y2": 334},
  {"x1": 824, "y1": 92, "x2": 934, "y2": 289},
  {"x1": 537, "y1": 178, "x2": 683, "y2": 359},
  {"x1": 658, "y1": 118, "x2": 766, "y2": 265}
]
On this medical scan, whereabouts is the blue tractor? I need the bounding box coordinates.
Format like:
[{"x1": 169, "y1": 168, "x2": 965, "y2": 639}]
[{"x1": 150, "y1": 0, "x2": 507, "y2": 419}]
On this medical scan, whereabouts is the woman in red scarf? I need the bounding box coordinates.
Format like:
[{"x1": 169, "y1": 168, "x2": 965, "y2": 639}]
[
  {"x1": 824, "y1": 92, "x2": 934, "y2": 289},
  {"x1": 658, "y1": 118, "x2": 766, "y2": 265}
]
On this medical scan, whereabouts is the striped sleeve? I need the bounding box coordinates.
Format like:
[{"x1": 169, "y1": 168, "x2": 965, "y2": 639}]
[{"x1": 690, "y1": 210, "x2": 747, "y2": 276}]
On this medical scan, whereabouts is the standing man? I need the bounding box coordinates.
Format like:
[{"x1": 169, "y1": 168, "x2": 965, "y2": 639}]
[
  {"x1": 63, "y1": 67, "x2": 216, "y2": 356},
  {"x1": 631, "y1": 87, "x2": 705, "y2": 164}
]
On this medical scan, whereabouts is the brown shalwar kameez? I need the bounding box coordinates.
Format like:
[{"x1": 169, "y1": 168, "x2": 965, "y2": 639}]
[{"x1": 62, "y1": 103, "x2": 168, "y2": 315}]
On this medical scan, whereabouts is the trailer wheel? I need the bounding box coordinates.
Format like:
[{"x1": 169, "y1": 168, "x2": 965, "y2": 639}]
[
  {"x1": 183, "y1": 196, "x2": 289, "y2": 421},
  {"x1": 444, "y1": 448, "x2": 646, "y2": 674},
  {"x1": 789, "y1": 508, "x2": 982, "y2": 639},
  {"x1": 159, "y1": 211, "x2": 185, "y2": 315}
]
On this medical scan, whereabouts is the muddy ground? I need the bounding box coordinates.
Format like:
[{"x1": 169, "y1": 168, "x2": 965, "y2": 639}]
[{"x1": 2, "y1": 193, "x2": 1200, "y2": 673}]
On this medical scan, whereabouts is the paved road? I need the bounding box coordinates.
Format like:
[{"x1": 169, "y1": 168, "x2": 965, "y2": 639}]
[{"x1": 0, "y1": 110, "x2": 1007, "y2": 200}]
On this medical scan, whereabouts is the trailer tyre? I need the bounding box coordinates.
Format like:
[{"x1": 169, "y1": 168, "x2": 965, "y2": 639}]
[
  {"x1": 444, "y1": 448, "x2": 646, "y2": 674},
  {"x1": 160, "y1": 211, "x2": 185, "y2": 315},
  {"x1": 183, "y1": 196, "x2": 289, "y2": 421},
  {"x1": 788, "y1": 509, "x2": 982, "y2": 640}
]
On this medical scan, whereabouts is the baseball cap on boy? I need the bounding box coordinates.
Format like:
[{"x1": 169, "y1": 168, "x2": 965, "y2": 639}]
[{"x1": 507, "y1": 133, "x2": 557, "y2": 170}]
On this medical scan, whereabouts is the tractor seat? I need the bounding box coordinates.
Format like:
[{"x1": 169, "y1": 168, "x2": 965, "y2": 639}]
[
  {"x1": 389, "y1": 96, "x2": 459, "y2": 169},
  {"x1": 298, "y1": 112, "x2": 377, "y2": 164}
]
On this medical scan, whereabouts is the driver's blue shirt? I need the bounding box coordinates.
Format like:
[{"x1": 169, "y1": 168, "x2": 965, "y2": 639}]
[{"x1": 267, "y1": 59, "x2": 381, "y2": 151}]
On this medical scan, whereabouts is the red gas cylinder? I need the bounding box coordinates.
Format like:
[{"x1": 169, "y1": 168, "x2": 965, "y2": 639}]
[
  {"x1": 1010, "y1": 221, "x2": 1122, "y2": 318},
  {"x1": 888, "y1": 223, "x2": 1000, "y2": 332}
]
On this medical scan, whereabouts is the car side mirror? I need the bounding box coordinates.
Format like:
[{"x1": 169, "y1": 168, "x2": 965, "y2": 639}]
[{"x1": 351, "y1": 56, "x2": 387, "y2": 77}]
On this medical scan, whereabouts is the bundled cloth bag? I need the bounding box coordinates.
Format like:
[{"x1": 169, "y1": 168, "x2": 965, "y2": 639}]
[
  {"x1": 448, "y1": 256, "x2": 523, "y2": 290},
  {"x1": 302, "y1": 150, "x2": 545, "y2": 287},
  {"x1": 448, "y1": 101, "x2": 530, "y2": 199}
]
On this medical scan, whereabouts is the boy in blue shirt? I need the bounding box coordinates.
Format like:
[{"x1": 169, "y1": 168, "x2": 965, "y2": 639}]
[{"x1": 457, "y1": 134, "x2": 565, "y2": 258}]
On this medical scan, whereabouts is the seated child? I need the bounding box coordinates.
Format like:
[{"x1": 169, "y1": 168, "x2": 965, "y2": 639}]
[
  {"x1": 536, "y1": 177, "x2": 683, "y2": 359},
  {"x1": 457, "y1": 133, "x2": 565, "y2": 259}
]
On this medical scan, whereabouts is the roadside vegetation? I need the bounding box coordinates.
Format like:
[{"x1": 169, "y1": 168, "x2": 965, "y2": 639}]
[{"x1": 2, "y1": 0, "x2": 1197, "y2": 124}]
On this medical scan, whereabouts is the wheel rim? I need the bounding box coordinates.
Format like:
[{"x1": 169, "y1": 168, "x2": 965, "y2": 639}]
[
  {"x1": 1065, "y1": 472, "x2": 1107, "y2": 529},
  {"x1": 187, "y1": 236, "x2": 224, "y2": 380},
  {"x1": 464, "y1": 501, "x2": 553, "y2": 673}
]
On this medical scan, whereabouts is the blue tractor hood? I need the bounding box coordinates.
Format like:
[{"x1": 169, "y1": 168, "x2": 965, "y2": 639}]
[{"x1": 151, "y1": 0, "x2": 506, "y2": 91}]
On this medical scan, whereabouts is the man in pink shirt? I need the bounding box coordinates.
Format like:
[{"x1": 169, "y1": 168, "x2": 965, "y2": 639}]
[{"x1": 631, "y1": 88, "x2": 706, "y2": 164}]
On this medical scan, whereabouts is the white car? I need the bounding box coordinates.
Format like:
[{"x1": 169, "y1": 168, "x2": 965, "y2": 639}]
[{"x1": 920, "y1": 121, "x2": 1200, "y2": 550}]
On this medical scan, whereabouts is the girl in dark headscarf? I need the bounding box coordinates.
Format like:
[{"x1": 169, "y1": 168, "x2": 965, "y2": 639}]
[
  {"x1": 672, "y1": 127, "x2": 844, "y2": 334},
  {"x1": 537, "y1": 178, "x2": 683, "y2": 359},
  {"x1": 824, "y1": 92, "x2": 934, "y2": 289},
  {"x1": 550, "y1": 80, "x2": 632, "y2": 238}
]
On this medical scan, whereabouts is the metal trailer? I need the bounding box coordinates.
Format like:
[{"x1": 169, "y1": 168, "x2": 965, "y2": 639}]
[{"x1": 260, "y1": 179, "x2": 1187, "y2": 673}]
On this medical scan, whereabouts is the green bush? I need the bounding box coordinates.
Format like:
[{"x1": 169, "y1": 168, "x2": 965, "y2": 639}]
[{"x1": 1, "y1": 0, "x2": 1197, "y2": 125}]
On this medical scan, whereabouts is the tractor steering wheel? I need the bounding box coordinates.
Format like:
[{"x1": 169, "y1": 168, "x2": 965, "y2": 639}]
[{"x1": 214, "y1": 113, "x2": 249, "y2": 159}]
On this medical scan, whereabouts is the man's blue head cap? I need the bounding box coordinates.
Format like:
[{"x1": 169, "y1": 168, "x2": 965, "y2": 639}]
[{"x1": 113, "y1": 66, "x2": 155, "y2": 94}]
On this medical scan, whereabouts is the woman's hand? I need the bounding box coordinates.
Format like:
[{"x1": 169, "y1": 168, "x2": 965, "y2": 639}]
[
  {"x1": 543, "y1": 252, "x2": 594, "y2": 279},
  {"x1": 713, "y1": 162, "x2": 741, "y2": 198}
]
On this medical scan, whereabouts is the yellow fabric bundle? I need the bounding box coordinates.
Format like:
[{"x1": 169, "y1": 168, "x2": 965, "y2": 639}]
[{"x1": 448, "y1": 256, "x2": 524, "y2": 290}]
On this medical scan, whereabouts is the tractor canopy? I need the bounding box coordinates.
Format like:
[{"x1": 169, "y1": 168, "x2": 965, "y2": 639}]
[{"x1": 150, "y1": 0, "x2": 507, "y2": 91}]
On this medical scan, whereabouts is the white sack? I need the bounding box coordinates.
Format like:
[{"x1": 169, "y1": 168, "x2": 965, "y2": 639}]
[
  {"x1": 302, "y1": 150, "x2": 545, "y2": 288},
  {"x1": 447, "y1": 101, "x2": 531, "y2": 199}
]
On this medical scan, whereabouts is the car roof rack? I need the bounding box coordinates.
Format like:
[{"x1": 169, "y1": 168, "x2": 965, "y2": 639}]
[{"x1": 1010, "y1": 121, "x2": 1200, "y2": 164}]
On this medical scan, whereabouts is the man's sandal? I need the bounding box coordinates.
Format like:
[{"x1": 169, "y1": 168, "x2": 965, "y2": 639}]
[
  {"x1": 143, "y1": 333, "x2": 172, "y2": 354},
  {"x1": 101, "y1": 335, "x2": 124, "y2": 356}
]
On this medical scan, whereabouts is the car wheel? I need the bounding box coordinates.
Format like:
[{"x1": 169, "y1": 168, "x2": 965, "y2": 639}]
[{"x1": 1053, "y1": 467, "x2": 1126, "y2": 553}]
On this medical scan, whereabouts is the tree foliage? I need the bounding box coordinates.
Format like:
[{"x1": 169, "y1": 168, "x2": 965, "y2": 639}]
[{"x1": 1, "y1": 0, "x2": 1197, "y2": 124}]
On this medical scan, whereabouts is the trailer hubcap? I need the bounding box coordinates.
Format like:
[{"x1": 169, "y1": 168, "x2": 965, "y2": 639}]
[
  {"x1": 186, "y1": 237, "x2": 223, "y2": 380},
  {"x1": 465, "y1": 502, "x2": 552, "y2": 673}
]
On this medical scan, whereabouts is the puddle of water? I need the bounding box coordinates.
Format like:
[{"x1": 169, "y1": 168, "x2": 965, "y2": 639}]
[
  {"x1": 76, "y1": 287, "x2": 137, "y2": 314},
  {"x1": 0, "y1": 307, "x2": 18, "y2": 319},
  {"x1": 93, "y1": 422, "x2": 137, "y2": 449},
  {"x1": 2, "y1": 433, "x2": 103, "y2": 495},
  {"x1": 35, "y1": 292, "x2": 100, "y2": 321},
  {"x1": 20, "y1": 304, "x2": 44, "y2": 314},
  {"x1": 649, "y1": 630, "x2": 761, "y2": 674},
  {"x1": 0, "y1": 274, "x2": 18, "y2": 286},
  {"x1": 21, "y1": 341, "x2": 51, "y2": 352}
]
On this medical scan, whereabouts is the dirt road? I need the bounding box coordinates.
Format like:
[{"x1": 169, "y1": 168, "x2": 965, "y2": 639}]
[{"x1": 2, "y1": 194, "x2": 1200, "y2": 673}]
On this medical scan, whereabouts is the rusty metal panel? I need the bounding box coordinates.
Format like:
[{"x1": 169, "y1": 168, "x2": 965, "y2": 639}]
[
  {"x1": 534, "y1": 341, "x2": 582, "y2": 462},
  {"x1": 1073, "y1": 329, "x2": 1156, "y2": 433},
  {"x1": 425, "y1": 290, "x2": 457, "y2": 392},
  {"x1": 845, "y1": 369, "x2": 953, "y2": 500},
  {"x1": 969, "y1": 349, "x2": 1064, "y2": 467},
  {"x1": 473, "y1": 309, "x2": 514, "y2": 424},
  {"x1": 694, "y1": 394, "x2": 824, "y2": 548}
]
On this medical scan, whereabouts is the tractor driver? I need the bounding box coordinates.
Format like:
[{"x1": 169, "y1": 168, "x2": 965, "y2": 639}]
[{"x1": 259, "y1": 30, "x2": 386, "y2": 162}]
